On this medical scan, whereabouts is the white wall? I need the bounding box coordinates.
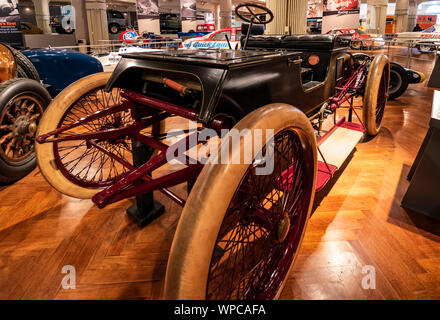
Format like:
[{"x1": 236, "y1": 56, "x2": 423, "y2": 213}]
[{"x1": 322, "y1": 13, "x2": 359, "y2": 33}]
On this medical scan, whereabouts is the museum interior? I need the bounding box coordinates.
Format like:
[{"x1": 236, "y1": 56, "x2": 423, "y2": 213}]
[{"x1": 0, "y1": 0, "x2": 439, "y2": 301}]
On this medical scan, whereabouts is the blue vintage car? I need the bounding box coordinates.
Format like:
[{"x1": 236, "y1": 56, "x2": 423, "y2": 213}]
[{"x1": 21, "y1": 48, "x2": 103, "y2": 97}]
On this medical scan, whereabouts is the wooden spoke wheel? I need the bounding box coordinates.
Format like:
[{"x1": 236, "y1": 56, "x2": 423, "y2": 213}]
[
  {"x1": 0, "y1": 79, "x2": 51, "y2": 183},
  {"x1": 36, "y1": 72, "x2": 162, "y2": 199},
  {"x1": 362, "y1": 54, "x2": 390, "y2": 136},
  {"x1": 165, "y1": 103, "x2": 317, "y2": 300}
]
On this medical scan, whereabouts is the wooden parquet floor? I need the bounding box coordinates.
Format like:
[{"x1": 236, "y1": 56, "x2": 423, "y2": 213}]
[{"x1": 0, "y1": 47, "x2": 439, "y2": 299}]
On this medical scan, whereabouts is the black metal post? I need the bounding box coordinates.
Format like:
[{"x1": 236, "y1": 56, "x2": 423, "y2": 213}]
[
  {"x1": 243, "y1": 18, "x2": 254, "y2": 50},
  {"x1": 125, "y1": 117, "x2": 165, "y2": 227}
]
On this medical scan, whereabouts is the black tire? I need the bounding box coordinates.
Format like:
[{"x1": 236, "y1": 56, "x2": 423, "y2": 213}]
[
  {"x1": 0, "y1": 79, "x2": 51, "y2": 183},
  {"x1": 55, "y1": 26, "x2": 66, "y2": 34},
  {"x1": 6, "y1": 45, "x2": 40, "y2": 81},
  {"x1": 109, "y1": 23, "x2": 120, "y2": 34},
  {"x1": 350, "y1": 40, "x2": 362, "y2": 50},
  {"x1": 417, "y1": 43, "x2": 434, "y2": 53},
  {"x1": 389, "y1": 62, "x2": 409, "y2": 100}
]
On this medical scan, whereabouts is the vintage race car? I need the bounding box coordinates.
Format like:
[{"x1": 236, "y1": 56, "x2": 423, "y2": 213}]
[
  {"x1": 22, "y1": 48, "x2": 103, "y2": 97},
  {"x1": 181, "y1": 26, "x2": 242, "y2": 49},
  {"x1": 393, "y1": 24, "x2": 440, "y2": 52},
  {"x1": 327, "y1": 28, "x2": 385, "y2": 50},
  {"x1": 36, "y1": 3, "x2": 390, "y2": 300}
]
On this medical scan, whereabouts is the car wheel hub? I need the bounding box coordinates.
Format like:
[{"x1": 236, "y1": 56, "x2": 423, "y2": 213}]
[{"x1": 13, "y1": 115, "x2": 32, "y2": 137}]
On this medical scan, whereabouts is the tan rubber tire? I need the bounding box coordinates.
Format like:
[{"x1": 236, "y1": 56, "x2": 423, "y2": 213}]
[
  {"x1": 36, "y1": 72, "x2": 114, "y2": 199},
  {"x1": 362, "y1": 54, "x2": 390, "y2": 136},
  {"x1": 164, "y1": 103, "x2": 317, "y2": 300},
  {"x1": 37, "y1": 72, "x2": 165, "y2": 199}
]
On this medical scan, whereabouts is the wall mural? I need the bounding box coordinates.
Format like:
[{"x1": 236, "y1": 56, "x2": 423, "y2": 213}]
[
  {"x1": 137, "y1": 0, "x2": 160, "y2": 19},
  {"x1": 181, "y1": 0, "x2": 196, "y2": 21},
  {"x1": 0, "y1": 0, "x2": 22, "y2": 46},
  {"x1": 308, "y1": 0, "x2": 323, "y2": 18},
  {"x1": 323, "y1": 0, "x2": 359, "y2": 14},
  {"x1": 322, "y1": 0, "x2": 360, "y2": 34}
]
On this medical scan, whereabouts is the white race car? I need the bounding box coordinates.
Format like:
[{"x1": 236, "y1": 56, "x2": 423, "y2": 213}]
[
  {"x1": 394, "y1": 24, "x2": 440, "y2": 53},
  {"x1": 181, "y1": 26, "x2": 241, "y2": 50}
]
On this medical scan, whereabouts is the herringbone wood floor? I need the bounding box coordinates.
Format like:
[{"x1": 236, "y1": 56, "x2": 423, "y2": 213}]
[{"x1": 0, "y1": 47, "x2": 439, "y2": 299}]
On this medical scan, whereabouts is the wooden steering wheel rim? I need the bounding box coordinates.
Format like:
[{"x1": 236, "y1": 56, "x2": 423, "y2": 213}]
[{"x1": 235, "y1": 3, "x2": 274, "y2": 25}]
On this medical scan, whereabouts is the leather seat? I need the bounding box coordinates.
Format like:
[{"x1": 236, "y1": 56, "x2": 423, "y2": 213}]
[
  {"x1": 282, "y1": 35, "x2": 335, "y2": 50},
  {"x1": 242, "y1": 35, "x2": 283, "y2": 49},
  {"x1": 242, "y1": 34, "x2": 350, "y2": 51}
]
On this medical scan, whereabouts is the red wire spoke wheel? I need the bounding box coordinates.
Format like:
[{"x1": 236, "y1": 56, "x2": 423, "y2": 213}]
[
  {"x1": 53, "y1": 86, "x2": 133, "y2": 188},
  {"x1": 362, "y1": 54, "x2": 390, "y2": 136},
  {"x1": 165, "y1": 103, "x2": 317, "y2": 300},
  {"x1": 36, "y1": 72, "x2": 162, "y2": 199}
]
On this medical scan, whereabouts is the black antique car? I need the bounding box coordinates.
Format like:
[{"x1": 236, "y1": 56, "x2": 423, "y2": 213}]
[{"x1": 35, "y1": 4, "x2": 389, "y2": 300}]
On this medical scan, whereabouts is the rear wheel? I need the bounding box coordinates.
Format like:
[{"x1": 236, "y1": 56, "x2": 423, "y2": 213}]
[
  {"x1": 165, "y1": 103, "x2": 317, "y2": 299},
  {"x1": 36, "y1": 72, "x2": 163, "y2": 198},
  {"x1": 0, "y1": 79, "x2": 51, "y2": 183},
  {"x1": 363, "y1": 54, "x2": 390, "y2": 136},
  {"x1": 388, "y1": 62, "x2": 409, "y2": 100}
]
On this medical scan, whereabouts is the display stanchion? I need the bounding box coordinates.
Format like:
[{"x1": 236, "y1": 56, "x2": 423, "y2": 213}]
[
  {"x1": 428, "y1": 52, "x2": 440, "y2": 88},
  {"x1": 401, "y1": 90, "x2": 440, "y2": 219}
]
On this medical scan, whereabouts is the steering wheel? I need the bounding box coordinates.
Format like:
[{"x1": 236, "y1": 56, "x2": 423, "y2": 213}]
[{"x1": 235, "y1": 3, "x2": 273, "y2": 25}]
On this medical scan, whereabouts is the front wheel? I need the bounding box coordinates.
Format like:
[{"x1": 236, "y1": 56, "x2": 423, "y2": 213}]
[
  {"x1": 363, "y1": 54, "x2": 390, "y2": 136},
  {"x1": 165, "y1": 103, "x2": 317, "y2": 299},
  {"x1": 36, "y1": 72, "x2": 163, "y2": 199},
  {"x1": 0, "y1": 79, "x2": 51, "y2": 183}
]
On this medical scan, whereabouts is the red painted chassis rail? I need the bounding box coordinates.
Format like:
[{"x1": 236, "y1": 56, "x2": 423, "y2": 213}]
[{"x1": 37, "y1": 57, "x2": 370, "y2": 209}]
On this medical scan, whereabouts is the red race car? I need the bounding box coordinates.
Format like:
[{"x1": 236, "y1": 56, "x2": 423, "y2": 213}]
[{"x1": 327, "y1": 28, "x2": 385, "y2": 50}]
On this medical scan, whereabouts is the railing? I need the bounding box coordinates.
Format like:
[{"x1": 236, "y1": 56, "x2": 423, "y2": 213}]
[
  {"x1": 34, "y1": 37, "x2": 436, "y2": 71},
  {"x1": 350, "y1": 38, "x2": 438, "y2": 69},
  {"x1": 39, "y1": 38, "x2": 182, "y2": 56}
]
